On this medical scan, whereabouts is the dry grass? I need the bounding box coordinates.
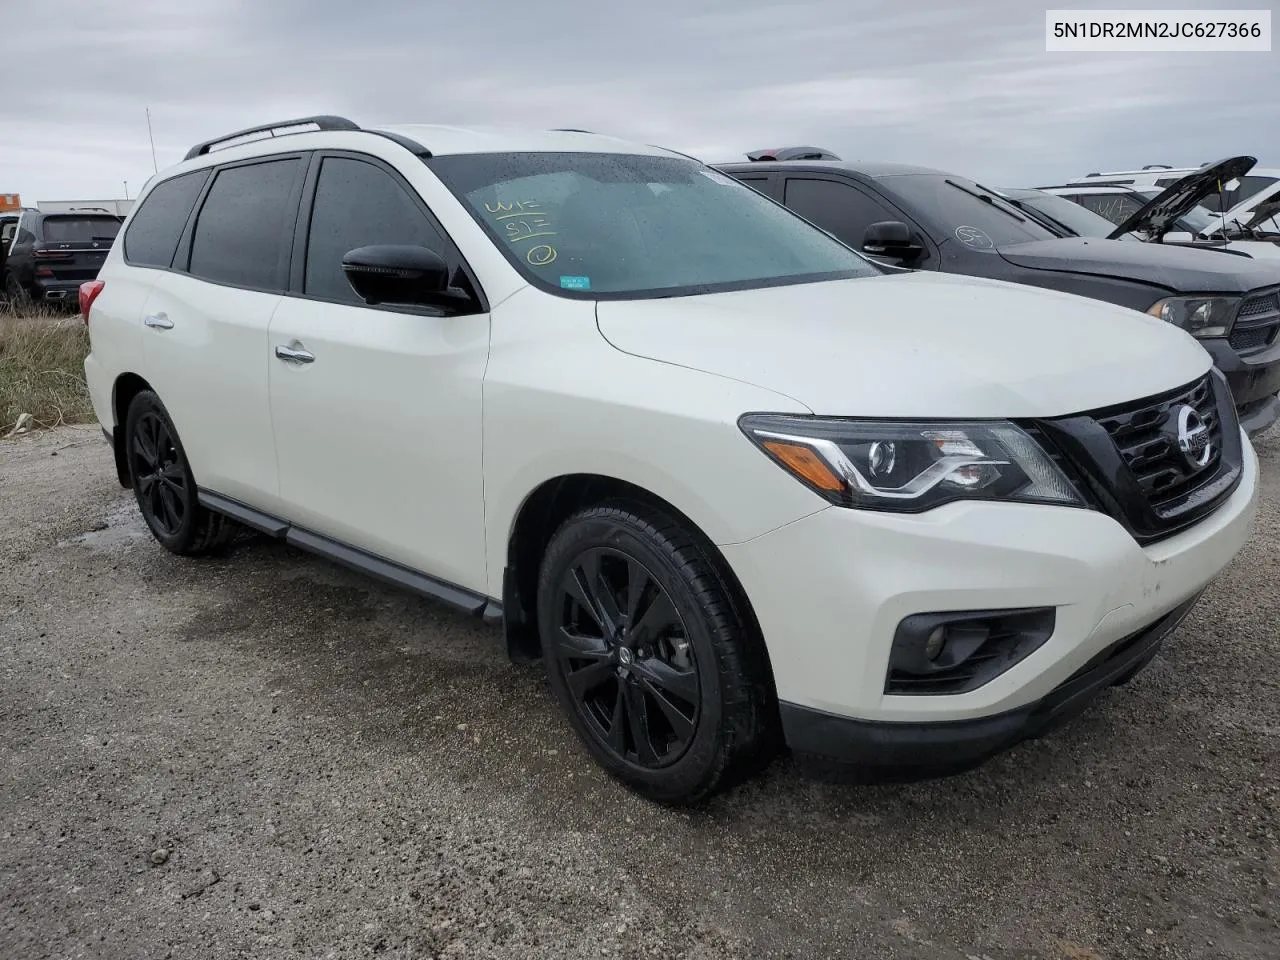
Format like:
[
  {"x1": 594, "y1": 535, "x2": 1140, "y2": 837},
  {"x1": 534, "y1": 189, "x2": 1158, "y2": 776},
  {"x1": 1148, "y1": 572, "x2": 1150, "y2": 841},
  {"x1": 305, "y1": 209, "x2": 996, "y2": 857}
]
[{"x1": 0, "y1": 307, "x2": 93, "y2": 436}]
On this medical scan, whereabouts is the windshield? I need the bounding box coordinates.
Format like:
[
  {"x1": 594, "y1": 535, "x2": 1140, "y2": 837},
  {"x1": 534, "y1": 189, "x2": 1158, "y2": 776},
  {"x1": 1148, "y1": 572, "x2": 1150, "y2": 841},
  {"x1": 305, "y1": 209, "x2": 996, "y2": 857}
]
[
  {"x1": 880, "y1": 174, "x2": 1058, "y2": 248},
  {"x1": 1005, "y1": 191, "x2": 1121, "y2": 239},
  {"x1": 41, "y1": 216, "x2": 121, "y2": 243},
  {"x1": 426, "y1": 152, "x2": 880, "y2": 298}
]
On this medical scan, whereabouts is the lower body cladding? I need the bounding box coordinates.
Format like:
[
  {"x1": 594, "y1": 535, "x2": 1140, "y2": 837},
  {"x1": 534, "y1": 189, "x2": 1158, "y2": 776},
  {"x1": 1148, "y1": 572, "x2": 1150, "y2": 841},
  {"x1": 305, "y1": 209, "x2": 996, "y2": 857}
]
[
  {"x1": 1203, "y1": 336, "x2": 1280, "y2": 437},
  {"x1": 720, "y1": 438, "x2": 1259, "y2": 777}
]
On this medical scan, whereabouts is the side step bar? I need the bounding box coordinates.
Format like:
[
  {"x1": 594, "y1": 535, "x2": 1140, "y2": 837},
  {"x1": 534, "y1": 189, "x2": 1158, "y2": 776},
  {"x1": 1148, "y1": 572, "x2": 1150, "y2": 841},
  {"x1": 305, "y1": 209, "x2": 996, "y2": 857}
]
[{"x1": 197, "y1": 490, "x2": 502, "y2": 621}]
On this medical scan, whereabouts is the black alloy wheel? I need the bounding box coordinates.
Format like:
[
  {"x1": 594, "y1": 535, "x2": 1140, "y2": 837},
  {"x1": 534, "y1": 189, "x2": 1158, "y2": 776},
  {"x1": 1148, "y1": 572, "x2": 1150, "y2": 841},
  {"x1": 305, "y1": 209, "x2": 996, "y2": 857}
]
[
  {"x1": 130, "y1": 409, "x2": 188, "y2": 538},
  {"x1": 554, "y1": 547, "x2": 700, "y2": 768},
  {"x1": 538, "y1": 502, "x2": 778, "y2": 805},
  {"x1": 124, "y1": 390, "x2": 234, "y2": 556}
]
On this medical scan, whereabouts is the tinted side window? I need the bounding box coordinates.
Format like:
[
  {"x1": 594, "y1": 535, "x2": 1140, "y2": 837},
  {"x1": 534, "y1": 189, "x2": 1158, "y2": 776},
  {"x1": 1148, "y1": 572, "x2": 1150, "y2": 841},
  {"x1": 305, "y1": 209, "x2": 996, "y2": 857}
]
[
  {"x1": 304, "y1": 157, "x2": 449, "y2": 305},
  {"x1": 734, "y1": 177, "x2": 771, "y2": 194},
  {"x1": 188, "y1": 159, "x2": 301, "y2": 289},
  {"x1": 124, "y1": 170, "x2": 210, "y2": 268},
  {"x1": 783, "y1": 178, "x2": 899, "y2": 247}
]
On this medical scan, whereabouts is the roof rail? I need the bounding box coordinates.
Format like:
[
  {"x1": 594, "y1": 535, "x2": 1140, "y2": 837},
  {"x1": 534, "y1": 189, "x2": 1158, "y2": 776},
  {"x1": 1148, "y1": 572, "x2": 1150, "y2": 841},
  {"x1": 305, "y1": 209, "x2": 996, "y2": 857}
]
[
  {"x1": 183, "y1": 115, "x2": 360, "y2": 161},
  {"x1": 551, "y1": 128, "x2": 594, "y2": 133},
  {"x1": 1141, "y1": 164, "x2": 1172, "y2": 170}
]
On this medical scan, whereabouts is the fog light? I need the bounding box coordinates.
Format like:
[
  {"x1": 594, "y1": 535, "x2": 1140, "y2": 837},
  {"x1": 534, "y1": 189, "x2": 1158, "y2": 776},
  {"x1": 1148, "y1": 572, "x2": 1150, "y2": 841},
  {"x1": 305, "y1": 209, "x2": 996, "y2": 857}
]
[
  {"x1": 887, "y1": 606, "x2": 1056, "y2": 695},
  {"x1": 924, "y1": 626, "x2": 946, "y2": 661}
]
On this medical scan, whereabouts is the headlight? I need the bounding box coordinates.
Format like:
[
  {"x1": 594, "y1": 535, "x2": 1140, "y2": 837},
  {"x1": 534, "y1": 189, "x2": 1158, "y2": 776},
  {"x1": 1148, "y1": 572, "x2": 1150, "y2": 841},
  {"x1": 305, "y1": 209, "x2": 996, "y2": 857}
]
[
  {"x1": 1146, "y1": 296, "x2": 1238, "y2": 338},
  {"x1": 739, "y1": 415, "x2": 1084, "y2": 512}
]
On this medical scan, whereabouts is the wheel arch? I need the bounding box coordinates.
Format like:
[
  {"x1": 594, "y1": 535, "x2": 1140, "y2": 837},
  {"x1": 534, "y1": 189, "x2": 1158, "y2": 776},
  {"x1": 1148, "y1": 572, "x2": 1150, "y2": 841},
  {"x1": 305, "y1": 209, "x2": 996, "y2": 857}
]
[
  {"x1": 502, "y1": 473, "x2": 777, "y2": 698},
  {"x1": 109, "y1": 372, "x2": 154, "y2": 487}
]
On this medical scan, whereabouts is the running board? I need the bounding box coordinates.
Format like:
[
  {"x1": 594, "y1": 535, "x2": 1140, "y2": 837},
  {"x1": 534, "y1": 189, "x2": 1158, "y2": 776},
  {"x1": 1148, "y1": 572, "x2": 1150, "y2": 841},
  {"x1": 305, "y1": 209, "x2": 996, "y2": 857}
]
[{"x1": 197, "y1": 490, "x2": 500, "y2": 620}]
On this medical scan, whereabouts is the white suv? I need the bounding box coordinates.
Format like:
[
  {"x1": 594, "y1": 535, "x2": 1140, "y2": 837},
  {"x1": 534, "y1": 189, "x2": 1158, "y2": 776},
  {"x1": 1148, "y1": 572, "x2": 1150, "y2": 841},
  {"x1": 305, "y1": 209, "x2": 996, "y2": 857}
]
[{"x1": 80, "y1": 116, "x2": 1259, "y2": 804}]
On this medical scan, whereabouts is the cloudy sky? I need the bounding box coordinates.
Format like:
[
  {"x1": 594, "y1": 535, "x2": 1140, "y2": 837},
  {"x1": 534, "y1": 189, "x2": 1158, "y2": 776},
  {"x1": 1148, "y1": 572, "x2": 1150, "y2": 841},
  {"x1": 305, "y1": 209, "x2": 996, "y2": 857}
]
[{"x1": 4, "y1": 0, "x2": 1276, "y2": 202}]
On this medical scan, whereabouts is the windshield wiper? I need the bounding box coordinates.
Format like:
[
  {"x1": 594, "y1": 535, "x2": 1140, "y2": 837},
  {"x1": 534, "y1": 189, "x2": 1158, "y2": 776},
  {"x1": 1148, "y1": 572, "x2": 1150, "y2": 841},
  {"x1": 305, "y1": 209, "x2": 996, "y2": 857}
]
[
  {"x1": 943, "y1": 179, "x2": 1027, "y2": 223},
  {"x1": 1004, "y1": 198, "x2": 1075, "y2": 237}
]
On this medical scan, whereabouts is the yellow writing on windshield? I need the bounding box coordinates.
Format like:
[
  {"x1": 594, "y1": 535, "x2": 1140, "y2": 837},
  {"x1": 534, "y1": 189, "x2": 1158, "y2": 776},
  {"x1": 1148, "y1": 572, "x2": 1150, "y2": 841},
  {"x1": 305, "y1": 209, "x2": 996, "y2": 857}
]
[
  {"x1": 527, "y1": 244, "x2": 557, "y2": 266},
  {"x1": 485, "y1": 198, "x2": 557, "y2": 265}
]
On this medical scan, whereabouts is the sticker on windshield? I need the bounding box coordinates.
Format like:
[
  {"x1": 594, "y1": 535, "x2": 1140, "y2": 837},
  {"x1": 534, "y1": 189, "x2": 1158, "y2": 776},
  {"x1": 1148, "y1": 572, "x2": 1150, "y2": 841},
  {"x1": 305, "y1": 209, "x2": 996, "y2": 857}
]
[
  {"x1": 699, "y1": 170, "x2": 738, "y2": 187},
  {"x1": 560, "y1": 275, "x2": 591, "y2": 290},
  {"x1": 954, "y1": 225, "x2": 994, "y2": 249}
]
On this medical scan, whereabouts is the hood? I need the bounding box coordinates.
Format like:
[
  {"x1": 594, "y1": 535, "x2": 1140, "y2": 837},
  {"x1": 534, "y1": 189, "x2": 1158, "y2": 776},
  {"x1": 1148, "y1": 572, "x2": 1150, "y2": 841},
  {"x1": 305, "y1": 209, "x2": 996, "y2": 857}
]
[
  {"x1": 1107, "y1": 156, "x2": 1256, "y2": 241},
  {"x1": 996, "y1": 236, "x2": 1277, "y2": 293},
  {"x1": 594, "y1": 271, "x2": 1209, "y2": 419}
]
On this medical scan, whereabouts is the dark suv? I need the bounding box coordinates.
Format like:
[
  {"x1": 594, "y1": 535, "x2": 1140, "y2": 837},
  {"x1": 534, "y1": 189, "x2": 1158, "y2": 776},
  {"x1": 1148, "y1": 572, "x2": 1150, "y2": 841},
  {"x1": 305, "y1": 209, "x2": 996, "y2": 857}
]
[
  {"x1": 718, "y1": 153, "x2": 1280, "y2": 436},
  {"x1": 2, "y1": 208, "x2": 122, "y2": 308}
]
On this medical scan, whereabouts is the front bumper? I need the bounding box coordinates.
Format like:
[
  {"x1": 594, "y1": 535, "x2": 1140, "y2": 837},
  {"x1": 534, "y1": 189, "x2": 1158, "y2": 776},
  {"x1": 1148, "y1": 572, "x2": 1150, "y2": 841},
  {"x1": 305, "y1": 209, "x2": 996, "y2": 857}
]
[
  {"x1": 780, "y1": 593, "x2": 1197, "y2": 777},
  {"x1": 719, "y1": 431, "x2": 1258, "y2": 761},
  {"x1": 1202, "y1": 336, "x2": 1280, "y2": 436}
]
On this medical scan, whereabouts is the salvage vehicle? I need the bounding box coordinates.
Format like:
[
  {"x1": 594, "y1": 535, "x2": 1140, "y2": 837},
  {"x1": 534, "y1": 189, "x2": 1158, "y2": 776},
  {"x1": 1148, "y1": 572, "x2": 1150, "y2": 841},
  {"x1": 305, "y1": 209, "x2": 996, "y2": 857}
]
[
  {"x1": 83, "y1": 116, "x2": 1258, "y2": 804},
  {"x1": 1035, "y1": 157, "x2": 1280, "y2": 259},
  {"x1": 3, "y1": 208, "x2": 122, "y2": 307},
  {"x1": 1002, "y1": 195, "x2": 1280, "y2": 264},
  {"x1": 1067, "y1": 163, "x2": 1280, "y2": 214},
  {"x1": 720, "y1": 152, "x2": 1280, "y2": 435}
]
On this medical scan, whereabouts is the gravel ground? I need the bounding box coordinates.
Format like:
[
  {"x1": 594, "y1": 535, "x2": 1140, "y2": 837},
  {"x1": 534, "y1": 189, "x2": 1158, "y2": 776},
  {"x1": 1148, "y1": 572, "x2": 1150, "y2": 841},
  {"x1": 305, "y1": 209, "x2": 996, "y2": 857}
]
[{"x1": 1, "y1": 425, "x2": 1277, "y2": 960}]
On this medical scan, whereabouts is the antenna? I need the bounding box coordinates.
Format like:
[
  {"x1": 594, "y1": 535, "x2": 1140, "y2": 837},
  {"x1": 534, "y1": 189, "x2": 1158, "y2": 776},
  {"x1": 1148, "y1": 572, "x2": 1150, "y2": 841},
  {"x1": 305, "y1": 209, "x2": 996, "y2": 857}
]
[{"x1": 146, "y1": 107, "x2": 159, "y2": 175}]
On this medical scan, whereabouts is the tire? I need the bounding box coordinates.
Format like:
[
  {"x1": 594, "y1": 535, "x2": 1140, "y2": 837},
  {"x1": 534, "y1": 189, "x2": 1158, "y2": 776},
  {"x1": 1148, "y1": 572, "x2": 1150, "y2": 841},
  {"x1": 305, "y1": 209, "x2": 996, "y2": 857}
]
[
  {"x1": 124, "y1": 390, "x2": 234, "y2": 556},
  {"x1": 4, "y1": 273, "x2": 30, "y2": 308},
  {"x1": 537, "y1": 501, "x2": 777, "y2": 805}
]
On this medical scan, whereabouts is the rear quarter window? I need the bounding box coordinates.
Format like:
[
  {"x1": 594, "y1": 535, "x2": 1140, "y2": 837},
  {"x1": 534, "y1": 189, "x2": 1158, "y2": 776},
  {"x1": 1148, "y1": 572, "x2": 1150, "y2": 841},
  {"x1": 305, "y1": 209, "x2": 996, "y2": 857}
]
[{"x1": 124, "y1": 170, "x2": 211, "y2": 268}]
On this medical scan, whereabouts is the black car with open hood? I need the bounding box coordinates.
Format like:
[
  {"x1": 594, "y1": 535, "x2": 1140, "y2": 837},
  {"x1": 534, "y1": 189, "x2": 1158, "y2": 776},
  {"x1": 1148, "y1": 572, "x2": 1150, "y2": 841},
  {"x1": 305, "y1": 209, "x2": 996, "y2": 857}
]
[{"x1": 717, "y1": 153, "x2": 1280, "y2": 435}]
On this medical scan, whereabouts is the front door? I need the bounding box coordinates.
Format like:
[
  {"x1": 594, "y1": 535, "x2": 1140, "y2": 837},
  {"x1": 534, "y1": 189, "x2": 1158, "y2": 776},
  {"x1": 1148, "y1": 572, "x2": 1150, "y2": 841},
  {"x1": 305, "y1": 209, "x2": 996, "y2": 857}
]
[{"x1": 266, "y1": 153, "x2": 490, "y2": 593}]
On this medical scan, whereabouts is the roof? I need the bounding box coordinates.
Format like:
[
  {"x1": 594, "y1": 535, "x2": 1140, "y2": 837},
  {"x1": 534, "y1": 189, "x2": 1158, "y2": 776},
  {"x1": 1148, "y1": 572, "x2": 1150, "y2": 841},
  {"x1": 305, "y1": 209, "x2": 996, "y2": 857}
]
[
  {"x1": 174, "y1": 115, "x2": 682, "y2": 172},
  {"x1": 716, "y1": 159, "x2": 951, "y2": 178},
  {"x1": 370, "y1": 123, "x2": 676, "y2": 158}
]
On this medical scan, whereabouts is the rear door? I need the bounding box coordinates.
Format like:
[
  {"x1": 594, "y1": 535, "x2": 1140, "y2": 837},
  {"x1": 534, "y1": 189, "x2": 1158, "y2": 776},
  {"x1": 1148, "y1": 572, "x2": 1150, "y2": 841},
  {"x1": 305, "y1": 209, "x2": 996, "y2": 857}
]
[
  {"x1": 139, "y1": 155, "x2": 307, "y2": 513},
  {"x1": 35, "y1": 215, "x2": 120, "y2": 286},
  {"x1": 266, "y1": 151, "x2": 490, "y2": 592}
]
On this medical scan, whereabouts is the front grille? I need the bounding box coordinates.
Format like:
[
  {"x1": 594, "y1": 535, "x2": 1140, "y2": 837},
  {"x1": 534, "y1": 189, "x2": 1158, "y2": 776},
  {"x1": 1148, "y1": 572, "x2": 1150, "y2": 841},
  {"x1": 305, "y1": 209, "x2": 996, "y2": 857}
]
[
  {"x1": 1228, "y1": 288, "x2": 1280, "y2": 353},
  {"x1": 1022, "y1": 371, "x2": 1243, "y2": 545},
  {"x1": 1094, "y1": 376, "x2": 1220, "y2": 509}
]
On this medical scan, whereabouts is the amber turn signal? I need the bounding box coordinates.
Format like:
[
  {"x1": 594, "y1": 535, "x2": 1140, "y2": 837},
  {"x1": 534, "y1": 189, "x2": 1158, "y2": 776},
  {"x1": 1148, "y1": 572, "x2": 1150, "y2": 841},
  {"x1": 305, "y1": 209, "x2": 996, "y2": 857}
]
[{"x1": 760, "y1": 440, "x2": 845, "y2": 493}]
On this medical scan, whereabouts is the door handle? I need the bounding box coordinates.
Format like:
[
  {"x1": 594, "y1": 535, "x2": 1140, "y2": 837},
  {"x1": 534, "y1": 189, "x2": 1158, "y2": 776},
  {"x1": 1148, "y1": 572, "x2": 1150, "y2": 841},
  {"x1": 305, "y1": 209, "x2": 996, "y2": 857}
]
[
  {"x1": 275, "y1": 344, "x2": 315, "y2": 364},
  {"x1": 143, "y1": 312, "x2": 173, "y2": 330}
]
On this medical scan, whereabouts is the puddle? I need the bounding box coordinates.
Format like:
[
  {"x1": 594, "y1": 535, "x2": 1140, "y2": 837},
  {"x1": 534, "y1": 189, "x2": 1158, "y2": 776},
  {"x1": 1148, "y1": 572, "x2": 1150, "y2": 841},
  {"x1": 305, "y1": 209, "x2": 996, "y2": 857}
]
[{"x1": 59, "y1": 499, "x2": 150, "y2": 551}]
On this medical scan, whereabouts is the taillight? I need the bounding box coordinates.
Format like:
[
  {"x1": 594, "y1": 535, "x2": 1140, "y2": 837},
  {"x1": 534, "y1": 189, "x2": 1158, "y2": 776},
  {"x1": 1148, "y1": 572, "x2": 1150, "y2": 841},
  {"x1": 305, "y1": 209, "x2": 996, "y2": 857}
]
[
  {"x1": 34, "y1": 250, "x2": 72, "y2": 260},
  {"x1": 79, "y1": 280, "x2": 105, "y2": 324}
]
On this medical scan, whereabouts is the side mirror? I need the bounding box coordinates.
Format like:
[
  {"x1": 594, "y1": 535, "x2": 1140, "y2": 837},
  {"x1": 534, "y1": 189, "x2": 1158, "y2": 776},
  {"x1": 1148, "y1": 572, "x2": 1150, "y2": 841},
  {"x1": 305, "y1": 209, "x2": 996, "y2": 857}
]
[
  {"x1": 863, "y1": 221, "x2": 924, "y2": 262},
  {"x1": 342, "y1": 245, "x2": 464, "y2": 308}
]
